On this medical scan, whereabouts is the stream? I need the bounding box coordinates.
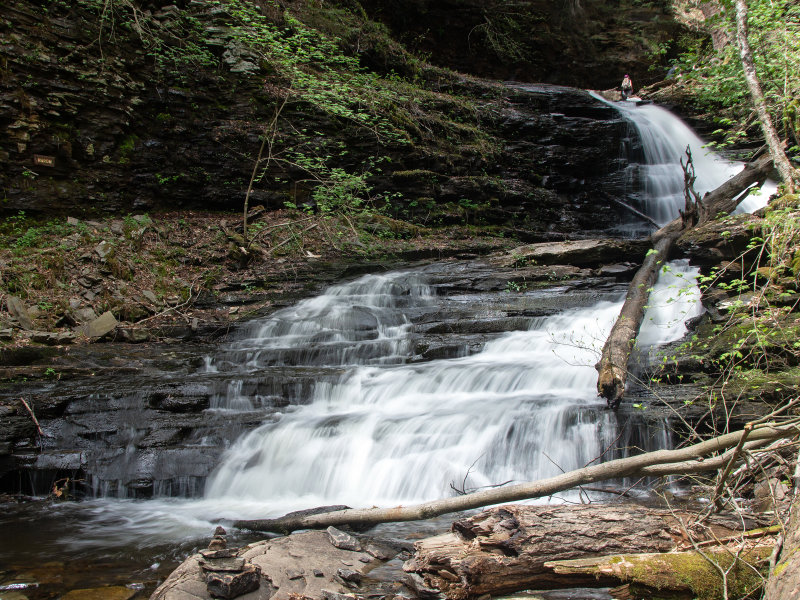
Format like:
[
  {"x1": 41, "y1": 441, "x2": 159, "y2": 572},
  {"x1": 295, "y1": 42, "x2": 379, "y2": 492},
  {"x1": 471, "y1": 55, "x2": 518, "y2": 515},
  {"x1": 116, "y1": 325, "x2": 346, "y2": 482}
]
[{"x1": 0, "y1": 94, "x2": 770, "y2": 600}]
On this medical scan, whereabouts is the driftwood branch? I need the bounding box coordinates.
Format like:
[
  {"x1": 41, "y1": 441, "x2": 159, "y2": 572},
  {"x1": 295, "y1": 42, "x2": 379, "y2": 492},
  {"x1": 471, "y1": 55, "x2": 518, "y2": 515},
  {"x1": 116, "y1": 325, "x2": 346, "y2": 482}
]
[
  {"x1": 233, "y1": 423, "x2": 797, "y2": 534},
  {"x1": 596, "y1": 152, "x2": 773, "y2": 408}
]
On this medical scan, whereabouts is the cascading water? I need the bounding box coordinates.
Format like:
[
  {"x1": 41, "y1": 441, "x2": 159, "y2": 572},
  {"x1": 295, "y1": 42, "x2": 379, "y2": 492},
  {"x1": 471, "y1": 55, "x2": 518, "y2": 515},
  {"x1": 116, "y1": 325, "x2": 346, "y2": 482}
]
[
  {"x1": 0, "y1": 94, "x2": 760, "y2": 588},
  {"x1": 202, "y1": 97, "x2": 761, "y2": 514},
  {"x1": 605, "y1": 96, "x2": 773, "y2": 224},
  {"x1": 206, "y1": 280, "x2": 641, "y2": 510}
]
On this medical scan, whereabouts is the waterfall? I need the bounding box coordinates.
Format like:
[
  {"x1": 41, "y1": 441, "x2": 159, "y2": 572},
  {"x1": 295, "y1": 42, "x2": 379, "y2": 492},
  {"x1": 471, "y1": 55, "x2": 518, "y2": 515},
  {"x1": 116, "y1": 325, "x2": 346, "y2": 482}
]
[
  {"x1": 50, "y1": 95, "x2": 747, "y2": 548},
  {"x1": 203, "y1": 272, "x2": 691, "y2": 512},
  {"x1": 202, "y1": 97, "x2": 755, "y2": 514},
  {"x1": 607, "y1": 97, "x2": 773, "y2": 224},
  {"x1": 206, "y1": 285, "x2": 628, "y2": 509}
]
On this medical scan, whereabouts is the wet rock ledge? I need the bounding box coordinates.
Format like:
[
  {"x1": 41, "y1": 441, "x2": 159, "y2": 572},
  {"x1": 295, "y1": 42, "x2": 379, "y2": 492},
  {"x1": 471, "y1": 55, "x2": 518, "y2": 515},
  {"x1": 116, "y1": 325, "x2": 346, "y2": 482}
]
[{"x1": 152, "y1": 526, "x2": 399, "y2": 600}]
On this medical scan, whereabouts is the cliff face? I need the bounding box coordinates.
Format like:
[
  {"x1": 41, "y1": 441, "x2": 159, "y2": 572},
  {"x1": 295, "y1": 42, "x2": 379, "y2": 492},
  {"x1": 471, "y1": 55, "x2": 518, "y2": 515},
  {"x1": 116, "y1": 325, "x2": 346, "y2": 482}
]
[
  {"x1": 357, "y1": 0, "x2": 683, "y2": 88},
  {"x1": 0, "y1": 0, "x2": 682, "y2": 233}
]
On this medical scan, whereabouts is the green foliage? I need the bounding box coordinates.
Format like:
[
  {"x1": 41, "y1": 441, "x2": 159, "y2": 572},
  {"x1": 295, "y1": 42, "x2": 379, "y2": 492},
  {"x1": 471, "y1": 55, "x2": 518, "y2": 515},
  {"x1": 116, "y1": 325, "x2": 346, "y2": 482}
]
[
  {"x1": 218, "y1": 0, "x2": 410, "y2": 144},
  {"x1": 671, "y1": 0, "x2": 800, "y2": 148}
]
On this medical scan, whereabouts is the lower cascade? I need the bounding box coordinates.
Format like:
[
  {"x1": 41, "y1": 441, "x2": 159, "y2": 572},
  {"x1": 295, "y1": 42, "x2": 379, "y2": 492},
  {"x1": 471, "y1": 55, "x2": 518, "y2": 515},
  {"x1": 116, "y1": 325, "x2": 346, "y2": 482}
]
[{"x1": 204, "y1": 268, "x2": 692, "y2": 511}]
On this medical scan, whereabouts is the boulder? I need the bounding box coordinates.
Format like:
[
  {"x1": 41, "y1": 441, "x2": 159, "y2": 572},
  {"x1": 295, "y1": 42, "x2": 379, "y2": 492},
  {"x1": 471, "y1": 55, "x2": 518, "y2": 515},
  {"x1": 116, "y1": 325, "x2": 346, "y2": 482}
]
[
  {"x1": 75, "y1": 311, "x2": 118, "y2": 338},
  {"x1": 496, "y1": 238, "x2": 650, "y2": 268},
  {"x1": 150, "y1": 530, "x2": 395, "y2": 600},
  {"x1": 6, "y1": 296, "x2": 34, "y2": 330}
]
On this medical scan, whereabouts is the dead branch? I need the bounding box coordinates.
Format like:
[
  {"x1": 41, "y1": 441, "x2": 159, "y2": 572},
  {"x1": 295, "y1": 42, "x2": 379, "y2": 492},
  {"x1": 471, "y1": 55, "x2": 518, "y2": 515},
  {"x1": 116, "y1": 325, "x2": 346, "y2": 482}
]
[
  {"x1": 233, "y1": 423, "x2": 798, "y2": 533},
  {"x1": 19, "y1": 397, "x2": 43, "y2": 436}
]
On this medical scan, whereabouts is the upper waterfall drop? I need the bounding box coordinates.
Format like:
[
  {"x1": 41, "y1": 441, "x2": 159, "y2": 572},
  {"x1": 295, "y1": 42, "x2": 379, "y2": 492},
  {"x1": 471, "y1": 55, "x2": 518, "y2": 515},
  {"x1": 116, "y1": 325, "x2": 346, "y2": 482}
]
[{"x1": 595, "y1": 93, "x2": 772, "y2": 225}]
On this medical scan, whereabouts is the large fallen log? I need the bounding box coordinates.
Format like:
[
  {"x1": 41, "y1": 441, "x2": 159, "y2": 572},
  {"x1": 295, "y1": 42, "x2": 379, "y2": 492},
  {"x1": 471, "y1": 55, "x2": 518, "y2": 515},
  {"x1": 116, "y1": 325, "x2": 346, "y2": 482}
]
[
  {"x1": 596, "y1": 152, "x2": 773, "y2": 408},
  {"x1": 233, "y1": 423, "x2": 797, "y2": 534},
  {"x1": 404, "y1": 503, "x2": 772, "y2": 600}
]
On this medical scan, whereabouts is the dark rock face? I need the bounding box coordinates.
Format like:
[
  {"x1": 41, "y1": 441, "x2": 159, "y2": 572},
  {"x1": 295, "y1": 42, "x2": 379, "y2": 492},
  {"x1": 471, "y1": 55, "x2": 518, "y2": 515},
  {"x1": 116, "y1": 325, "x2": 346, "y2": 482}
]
[
  {"x1": 357, "y1": 0, "x2": 685, "y2": 89},
  {"x1": 0, "y1": 258, "x2": 637, "y2": 499},
  {"x1": 2, "y1": 1, "x2": 641, "y2": 239}
]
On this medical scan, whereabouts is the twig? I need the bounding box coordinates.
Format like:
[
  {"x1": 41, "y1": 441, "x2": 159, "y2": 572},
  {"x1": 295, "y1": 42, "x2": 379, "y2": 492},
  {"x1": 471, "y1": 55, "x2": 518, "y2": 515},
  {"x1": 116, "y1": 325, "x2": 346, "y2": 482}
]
[
  {"x1": 712, "y1": 421, "x2": 754, "y2": 511},
  {"x1": 270, "y1": 223, "x2": 319, "y2": 253},
  {"x1": 19, "y1": 397, "x2": 43, "y2": 436},
  {"x1": 605, "y1": 195, "x2": 661, "y2": 228},
  {"x1": 681, "y1": 525, "x2": 783, "y2": 550}
]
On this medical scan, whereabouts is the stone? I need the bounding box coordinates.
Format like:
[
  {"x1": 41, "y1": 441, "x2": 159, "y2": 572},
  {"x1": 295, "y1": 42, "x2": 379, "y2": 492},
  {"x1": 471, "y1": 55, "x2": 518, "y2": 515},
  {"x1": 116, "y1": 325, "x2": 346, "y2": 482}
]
[
  {"x1": 142, "y1": 290, "x2": 160, "y2": 305},
  {"x1": 402, "y1": 574, "x2": 443, "y2": 600},
  {"x1": 321, "y1": 591, "x2": 356, "y2": 600},
  {"x1": 201, "y1": 549, "x2": 237, "y2": 560},
  {"x1": 95, "y1": 240, "x2": 113, "y2": 258},
  {"x1": 208, "y1": 536, "x2": 228, "y2": 551},
  {"x1": 286, "y1": 569, "x2": 304, "y2": 580},
  {"x1": 326, "y1": 527, "x2": 362, "y2": 552},
  {"x1": 205, "y1": 563, "x2": 260, "y2": 599},
  {"x1": 131, "y1": 214, "x2": 151, "y2": 224},
  {"x1": 200, "y1": 557, "x2": 245, "y2": 573},
  {"x1": 364, "y1": 543, "x2": 396, "y2": 561},
  {"x1": 60, "y1": 586, "x2": 137, "y2": 600},
  {"x1": 335, "y1": 568, "x2": 362, "y2": 585},
  {"x1": 75, "y1": 311, "x2": 118, "y2": 338},
  {"x1": 755, "y1": 478, "x2": 789, "y2": 512},
  {"x1": 30, "y1": 331, "x2": 75, "y2": 345},
  {"x1": 0, "y1": 328, "x2": 13, "y2": 341},
  {"x1": 70, "y1": 307, "x2": 99, "y2": 324},
  {"x1": 7, "y1": 296, "x2": 34, "y2": 330}
]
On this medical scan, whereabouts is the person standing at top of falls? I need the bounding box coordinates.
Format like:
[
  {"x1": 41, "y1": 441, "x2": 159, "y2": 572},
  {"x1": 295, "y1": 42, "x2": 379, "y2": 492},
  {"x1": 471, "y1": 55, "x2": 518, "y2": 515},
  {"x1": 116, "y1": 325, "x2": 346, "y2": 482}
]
[{"x1": 620, "y1": 74, "x2": 633, "y2": 100}]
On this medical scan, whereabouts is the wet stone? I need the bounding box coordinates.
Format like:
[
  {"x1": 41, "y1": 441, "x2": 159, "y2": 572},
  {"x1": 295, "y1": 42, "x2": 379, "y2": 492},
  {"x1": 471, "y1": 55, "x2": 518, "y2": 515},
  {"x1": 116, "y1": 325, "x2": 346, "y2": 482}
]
[
  {"x1": 201, "y1": 548, "x2": 238, "y2": 560},
  {"x1": 327, "y1": 527, "x2": 362, "y2": 552},
  {"x1": 200, "y1": 557, "x2": 246, "y2": 573},
  {"x1": 205, "y1": 563, "x2": 261, "y2": 599}
]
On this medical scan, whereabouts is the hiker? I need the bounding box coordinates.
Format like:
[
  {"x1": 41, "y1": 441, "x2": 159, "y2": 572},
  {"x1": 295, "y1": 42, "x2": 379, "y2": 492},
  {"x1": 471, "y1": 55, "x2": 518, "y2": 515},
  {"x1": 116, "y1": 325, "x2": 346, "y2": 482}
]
[{"x1": 621, "y1": 74, "x2": 633, "y2": 100}]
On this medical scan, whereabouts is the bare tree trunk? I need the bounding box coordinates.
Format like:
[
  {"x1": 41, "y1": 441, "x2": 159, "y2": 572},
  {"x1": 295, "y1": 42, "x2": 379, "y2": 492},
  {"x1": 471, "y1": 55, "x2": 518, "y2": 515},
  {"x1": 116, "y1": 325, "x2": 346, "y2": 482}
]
[
  {"x1": 734, "y1": 0, "x2": 797, "y2": 193},
  {"x1": 763, "y1": 447, "x2": 800, "y2": 599},
  {"x1": 596, "y1": 153, "x2": 773, "y2": 407},
  {"x1": 232, "y1": 423, "x2": 795, "y2": 534}
]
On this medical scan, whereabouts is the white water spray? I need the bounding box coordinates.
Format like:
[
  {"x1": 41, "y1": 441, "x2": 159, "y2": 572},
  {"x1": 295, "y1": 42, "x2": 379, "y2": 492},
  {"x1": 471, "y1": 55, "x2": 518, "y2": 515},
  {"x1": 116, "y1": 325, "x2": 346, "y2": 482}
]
[{"x1": 608, "y1": 98, "x2": 774, "y2": 224}]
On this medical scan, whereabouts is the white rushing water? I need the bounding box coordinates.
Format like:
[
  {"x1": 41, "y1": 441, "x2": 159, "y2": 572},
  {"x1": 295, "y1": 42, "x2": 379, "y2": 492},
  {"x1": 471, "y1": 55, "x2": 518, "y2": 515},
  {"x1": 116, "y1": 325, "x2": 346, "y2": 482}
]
[{"x1": 59, "y1": 95, "x2": 747, "y2": 548}]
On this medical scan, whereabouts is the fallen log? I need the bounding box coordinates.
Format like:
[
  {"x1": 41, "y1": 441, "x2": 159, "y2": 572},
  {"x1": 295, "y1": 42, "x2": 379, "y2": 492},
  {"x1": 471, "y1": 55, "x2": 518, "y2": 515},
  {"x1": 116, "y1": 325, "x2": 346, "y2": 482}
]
[
  {"x1": 404, "y1": 503, "x2": 772, "y2": 600},
  {"x1": 233, "y1": 423, "x2": 797, "y2": 534},
  {"x1": 546, "y1": 546, "x2": 771, "y2": 600},
  {"x1": 596, "y1": 152, "x2": 773, "y2": 408}
]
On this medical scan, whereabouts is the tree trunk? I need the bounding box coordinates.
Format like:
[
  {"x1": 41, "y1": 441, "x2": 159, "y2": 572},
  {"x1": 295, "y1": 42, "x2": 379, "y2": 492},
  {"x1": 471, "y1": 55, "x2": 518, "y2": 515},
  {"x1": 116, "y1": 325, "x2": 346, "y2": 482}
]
[
  {"x1": 403, "y1": 504, "x2": 770, "y2": 600},
  {"x1": 596, "y1": 153, "x2": 773, "y2": 407},
  {"x1": 734, "y1": 0, "x2": 797, "y2": 193},
  {"x1": 232, "y1": 423, "x2": 795, "y2": 534},
  {"x1": 763, "y1": 448, "x2": 800, "y2": 599}
]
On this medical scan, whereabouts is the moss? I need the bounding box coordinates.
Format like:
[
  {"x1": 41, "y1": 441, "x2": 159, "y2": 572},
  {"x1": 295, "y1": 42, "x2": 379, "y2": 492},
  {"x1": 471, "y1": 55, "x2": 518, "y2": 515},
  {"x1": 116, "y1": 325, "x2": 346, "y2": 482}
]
[{"x1": 624, "y1": 548, "x2": 770, "y2": 600}]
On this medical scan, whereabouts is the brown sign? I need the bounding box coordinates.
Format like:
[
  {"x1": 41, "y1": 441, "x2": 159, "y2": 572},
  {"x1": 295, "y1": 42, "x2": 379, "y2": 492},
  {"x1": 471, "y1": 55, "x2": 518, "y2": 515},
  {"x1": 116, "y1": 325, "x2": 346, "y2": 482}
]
[{"x1": 33, "y1": 154, "x2": 55, "y2": 167}]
